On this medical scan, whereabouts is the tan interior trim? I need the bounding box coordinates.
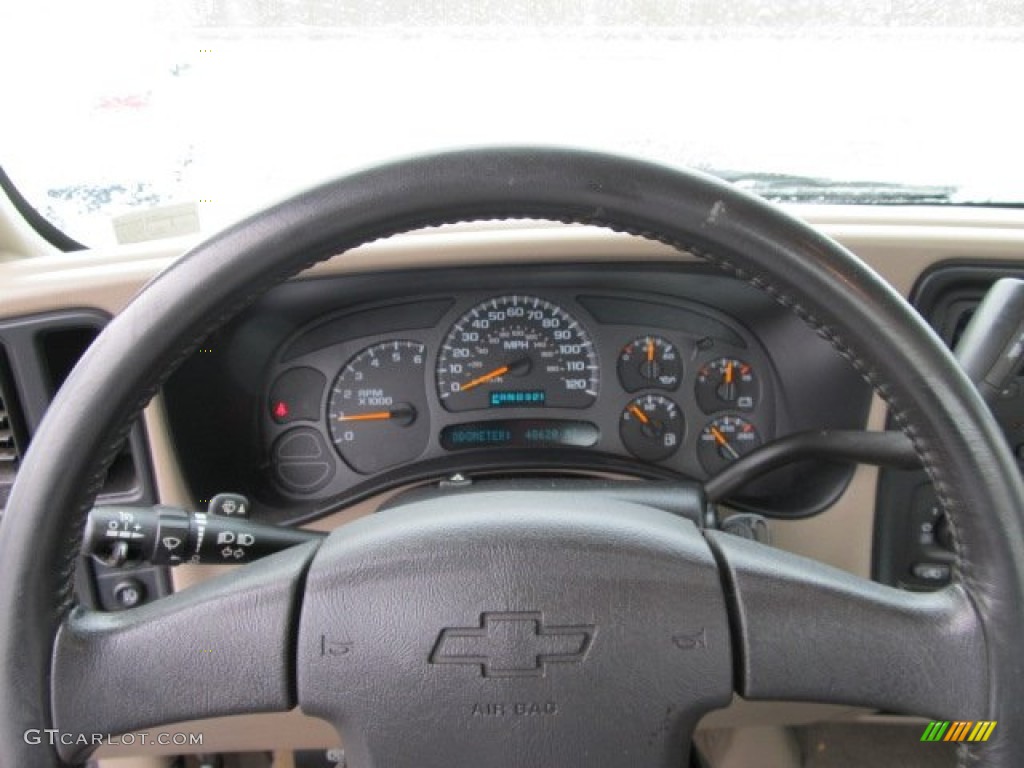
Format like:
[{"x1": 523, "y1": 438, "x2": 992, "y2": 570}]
[
  {"x1": 0, "y1": 178, "x2": 60, "y2": 262},
  {"x1": 2, "y1": 206, "x2": 1023, "y2": 320}
]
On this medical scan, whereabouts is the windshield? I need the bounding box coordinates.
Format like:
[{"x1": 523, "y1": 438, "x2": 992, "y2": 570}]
[{"x1": 3, "y1": 1, "x2": 1023, "y2": 247}]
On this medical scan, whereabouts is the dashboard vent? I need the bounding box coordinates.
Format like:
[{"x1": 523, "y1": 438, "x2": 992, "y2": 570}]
[
  {"x1": 940, "y1": 300, "x2": 977, "y2": 350},
  {"x1": 932, "y1": 289, "x2": 1023, "y2": 378},
  {"x1": 0, "y1": 350, "x2": 25, "y2": 512}
]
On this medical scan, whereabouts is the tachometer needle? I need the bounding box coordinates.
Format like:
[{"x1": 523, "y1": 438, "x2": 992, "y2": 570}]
[
  {"x1": 337, "y1": 405, "x2": 416, "y2": 425},
  {"x1": 629, "y1": 405, "x2": 651, "y2": 425},
  {"x1": 710, "y1": 426, "x2": 740, "y2": 460},
  {"x1": 337, "y1": 411, "x2": 393, "y2": 422}
]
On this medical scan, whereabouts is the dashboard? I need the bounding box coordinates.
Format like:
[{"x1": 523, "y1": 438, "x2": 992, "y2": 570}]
[{"x1": 162, "y1": 263, "x2": 873, "y2": 526}]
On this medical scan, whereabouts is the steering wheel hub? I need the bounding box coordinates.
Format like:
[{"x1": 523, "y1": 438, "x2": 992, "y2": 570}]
[{"x1": 298, "y1": 492, "x2": 732, "y2": 766}]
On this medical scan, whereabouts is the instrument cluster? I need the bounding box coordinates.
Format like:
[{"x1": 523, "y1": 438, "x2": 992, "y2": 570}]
[{"x1": 262, "y1": 291, "x2": 776, "y2": 499}]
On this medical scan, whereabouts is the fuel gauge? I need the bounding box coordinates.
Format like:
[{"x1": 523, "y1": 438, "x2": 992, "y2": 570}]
[{"x1": 620, "y1": 394, "x2": 684, "y2": 462}]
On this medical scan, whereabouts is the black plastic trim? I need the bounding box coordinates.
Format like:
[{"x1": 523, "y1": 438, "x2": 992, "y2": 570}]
[
  {"x1": 163, "y1": 262, "x2": 872, "y2": 524},
  {"x1": 0, "y1": 309, "x2": 161, "y2": 608}
]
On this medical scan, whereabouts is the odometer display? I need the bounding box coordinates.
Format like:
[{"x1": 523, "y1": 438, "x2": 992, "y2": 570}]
[
  {"x1": 436, "y1": 295, "x2": 599, "y2": 412},
  {"x1": 440, "y1": 419, "x2": 600, "y2": 451}
]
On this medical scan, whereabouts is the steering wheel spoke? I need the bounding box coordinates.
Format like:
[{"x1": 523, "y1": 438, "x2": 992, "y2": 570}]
[
  {"x1": 49, "y1": 542, "x2": 320, "y2": 764},
  {"x1": 707, "y1": 531, "x2": 986, "y2": 718}
]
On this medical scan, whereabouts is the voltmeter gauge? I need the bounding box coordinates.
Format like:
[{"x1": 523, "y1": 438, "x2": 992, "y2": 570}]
[
  {"x1": 617, "y1": 335, "x2": 682, "y2": 392},
  {"x1": 695, "y1": 357, "x2": 759, "y2": 413},
  {"x1": 698, "y1": 415, "x2": 761, "y2": 474},
  {"x1": 619, "y1": 394, "x2": 684, "y2": 462}
]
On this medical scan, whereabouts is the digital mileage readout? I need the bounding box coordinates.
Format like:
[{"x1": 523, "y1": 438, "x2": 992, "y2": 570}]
[
  {"x1": 441, "y1": 419, "x2": 599, "y2": 451},
  {"x1": 489, "y1": 390, "x2": 546, "y2": 407}
]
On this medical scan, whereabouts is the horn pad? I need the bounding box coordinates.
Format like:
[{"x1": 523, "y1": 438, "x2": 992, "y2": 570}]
[{"x1": 297, "y1": 492, "x2": 733, "y2": 768}]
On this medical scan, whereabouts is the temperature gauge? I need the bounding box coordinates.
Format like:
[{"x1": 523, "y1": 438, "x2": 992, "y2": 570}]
[
  {"x1": 617, "y1": 335, "x2": 681, "y2": 392},
  {"x1": 698, "y1": 415, "x2": 761, "y2": 474},
  {"x1": 695, "y1": 357, "x2": 758, "y2": 413},
  {"x1": 620, "y1": 394, "x2": 684, "y2": 462}
]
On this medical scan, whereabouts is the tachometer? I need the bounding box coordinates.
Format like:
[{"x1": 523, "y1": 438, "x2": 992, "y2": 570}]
[
  {"x1": 327, "y1": 340, "x2": 429, "y2": 474},
  {"x1": 436, "y1": 295, "x2": 599, "y2": 412}
]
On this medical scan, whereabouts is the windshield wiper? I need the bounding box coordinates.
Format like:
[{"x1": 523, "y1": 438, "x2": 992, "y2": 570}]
[{"x1": 707, "y1": 170, "x2": 958, "y2": 205}]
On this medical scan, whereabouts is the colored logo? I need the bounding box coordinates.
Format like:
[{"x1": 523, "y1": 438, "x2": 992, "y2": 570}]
[
  {"x1": 431, "y1": 611, "x2": 594, "y2": 678},
  {"x1": 921, "y1": 721, "x2": 997, "y2": 742}
]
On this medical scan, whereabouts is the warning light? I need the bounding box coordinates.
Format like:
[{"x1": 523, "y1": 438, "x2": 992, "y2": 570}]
[{"x1": 272, "y1": 401, "x2": 289, "y2": 420}]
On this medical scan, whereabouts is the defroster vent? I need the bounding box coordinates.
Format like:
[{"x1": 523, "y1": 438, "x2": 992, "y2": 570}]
[{"x1": 0, "y1": 350, "x2": 25, "y2": 513}]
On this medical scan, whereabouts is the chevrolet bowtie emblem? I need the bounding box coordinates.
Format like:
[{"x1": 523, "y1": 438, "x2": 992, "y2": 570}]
[{"x1": 431, "y1": 612, "x2": 595, "y2": 678}]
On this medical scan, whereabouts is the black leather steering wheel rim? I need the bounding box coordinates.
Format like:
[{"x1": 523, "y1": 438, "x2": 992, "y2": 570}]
[{"x1": 1, "y1": 147, "x2": 1022, "y2": 766}]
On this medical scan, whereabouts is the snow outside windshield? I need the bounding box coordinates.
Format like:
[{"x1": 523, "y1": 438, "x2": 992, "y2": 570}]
[{"x1": 2, "y1": 0, "x2": 1023, "y2": 246}]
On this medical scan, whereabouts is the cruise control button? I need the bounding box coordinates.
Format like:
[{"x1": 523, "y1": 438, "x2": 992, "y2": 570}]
[{"x1": 911, "y1": 562, "x2": 950, "y2": 582}]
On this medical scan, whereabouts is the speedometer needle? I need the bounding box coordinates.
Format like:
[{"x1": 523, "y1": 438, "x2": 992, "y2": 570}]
[
  {"x1": 459, "y1": 364, "x2": 510, "y2": 393},
  {"x1": 457, "y1": 358, "x2": 531, "y2": 393}
]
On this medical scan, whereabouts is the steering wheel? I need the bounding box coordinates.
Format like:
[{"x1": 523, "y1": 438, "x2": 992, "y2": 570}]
[{"x1": 1, "y1": 148, "x2": 1022, "y2": 768}]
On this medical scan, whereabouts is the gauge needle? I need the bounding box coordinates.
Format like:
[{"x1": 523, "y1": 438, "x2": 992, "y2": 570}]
[
  {"x1": 337, "y1": 405, "x2": 415, "y2": 424},
  {"x1": 710, "y1": 426, "x2": 741, "y2": 460},
  {"x1": 724, "y1": 362, "x2": 734, "y2": 385},
  {"x1": 459, "y1": 364, "x2": 510, "y2": 393},
  {"x1": 458, "y1": 358, "x2": 530, "y2": 393},
  {"x1": 629, "y1": 405, "x2": 651, "y2": 425},
  {"x1": 337, "y1": 411, "x2": 393, "y2": 422},
  {"x1": 646, "y1": 338, "x2": 655, "y2": 362}
]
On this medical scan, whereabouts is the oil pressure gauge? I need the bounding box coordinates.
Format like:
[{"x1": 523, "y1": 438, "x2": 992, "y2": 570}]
[{"x1": 617, "y1": 335, "x2": 681, "y2": 392}]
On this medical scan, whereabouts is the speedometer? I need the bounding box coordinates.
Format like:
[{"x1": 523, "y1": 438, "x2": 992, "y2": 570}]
[{"x1": 436, "y1": 295, "x2": 599, "y2": 412}]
